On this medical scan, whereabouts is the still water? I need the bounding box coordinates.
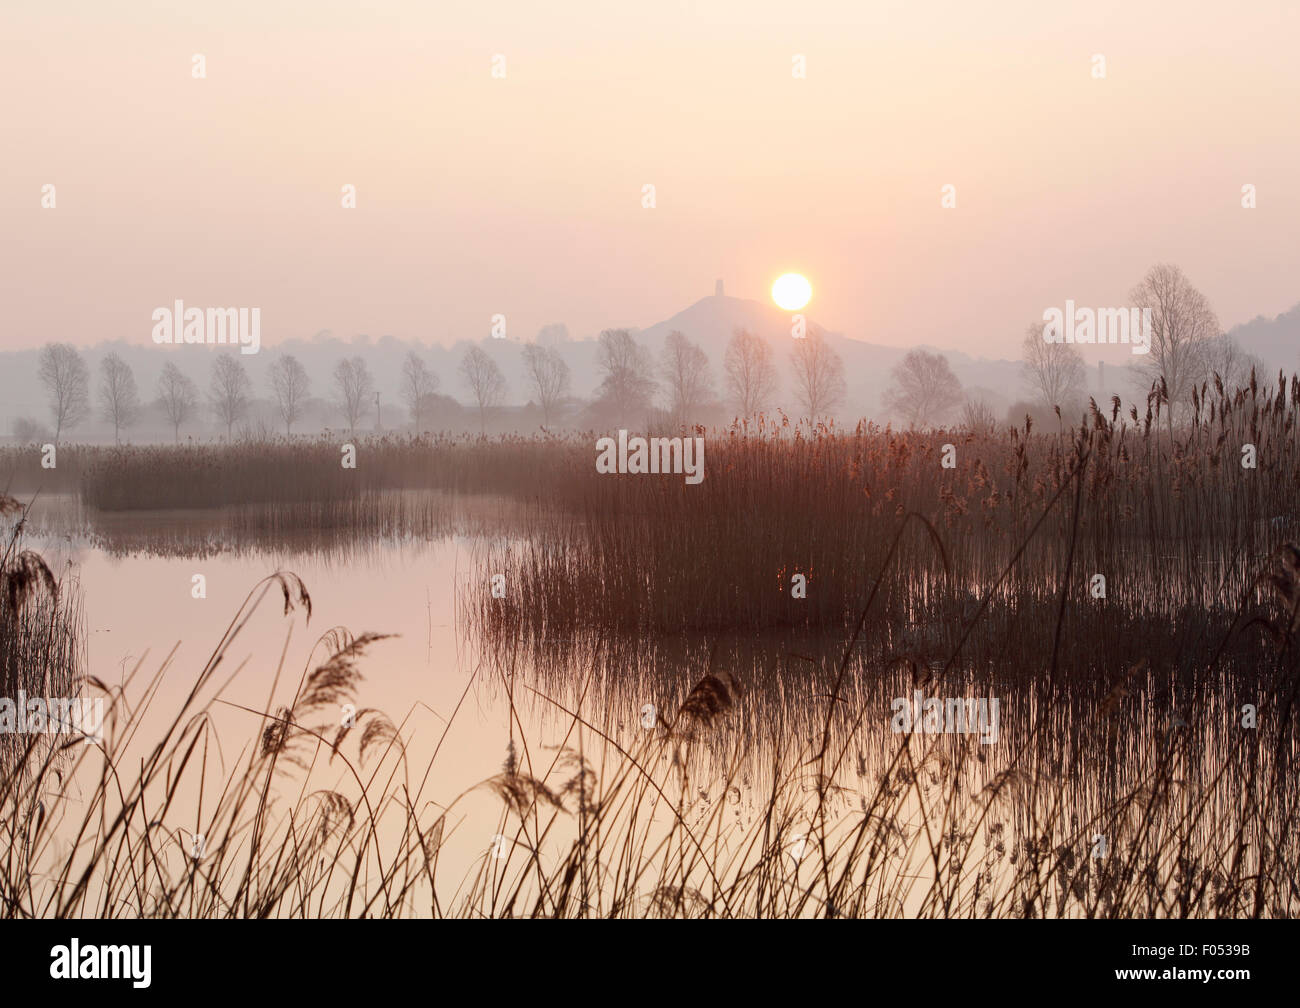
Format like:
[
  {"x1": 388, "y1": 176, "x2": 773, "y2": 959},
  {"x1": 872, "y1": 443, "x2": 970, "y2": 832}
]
[{"x1": 13, "y1": 493, "x2": 1295, "y2": 917}]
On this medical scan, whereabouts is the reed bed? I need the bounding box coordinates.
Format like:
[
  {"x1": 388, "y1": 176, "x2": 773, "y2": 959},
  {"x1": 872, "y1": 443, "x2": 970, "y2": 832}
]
[
  {"x1": 2, "y1": 553, "x2": 1296, "y2": 918},
  {"x1": 3, "y1": 372, "x2": 1298, "y2": 917},
  {"x1": 68, "y1": 434, "x2": 576, "y2": 512},
  {"x1": 0, "y1": 495, "x2": 85, "y2": 777},
  {"x1": 34, "y1": 375, "x2": 1296, "y2": 636},
  {"x1": 6, "y1": 375, "x2": 1293, "y2": 604},
  {"x1": 463, "y1": 376, "x2": 1298, "y2": 644}
]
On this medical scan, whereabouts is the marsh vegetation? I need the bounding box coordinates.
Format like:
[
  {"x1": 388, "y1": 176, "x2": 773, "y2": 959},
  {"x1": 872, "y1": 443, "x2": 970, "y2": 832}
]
[{"x1": 3, "y1": 373, "x2": 1300, "y2": 916}]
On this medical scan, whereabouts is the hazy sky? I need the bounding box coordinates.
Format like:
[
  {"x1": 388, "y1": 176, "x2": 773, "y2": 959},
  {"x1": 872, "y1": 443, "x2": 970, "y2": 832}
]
[{"x1": 4, "y1": 0, "x2": 1298, "y2": 357}]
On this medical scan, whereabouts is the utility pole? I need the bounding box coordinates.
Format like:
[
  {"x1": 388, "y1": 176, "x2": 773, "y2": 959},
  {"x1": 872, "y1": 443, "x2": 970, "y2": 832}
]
[{"x1": 375, "y1": 392, "x2": 381, "y2": 432}]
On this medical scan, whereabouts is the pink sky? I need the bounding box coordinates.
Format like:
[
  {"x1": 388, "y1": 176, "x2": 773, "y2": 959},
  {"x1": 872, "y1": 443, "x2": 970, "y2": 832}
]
[{"x1": 3, "y1": 0, "x2": 1297, "y2": 357}]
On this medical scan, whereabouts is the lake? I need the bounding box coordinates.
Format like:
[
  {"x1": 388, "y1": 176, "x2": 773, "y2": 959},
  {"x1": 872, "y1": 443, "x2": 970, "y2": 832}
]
[{"x1": 8, "y1": 490, "x2": 1297, "y2": 918}]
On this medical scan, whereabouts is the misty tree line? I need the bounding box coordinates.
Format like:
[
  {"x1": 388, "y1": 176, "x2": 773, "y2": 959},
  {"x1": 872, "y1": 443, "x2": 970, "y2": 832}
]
[
  {"x1": 413, "y1": 326, "x2": 853, "y2": 435},
  {"x1": 19, "y1": 325, "x2": 852, "y2": 442},
  {"x1": 888, "y1": 263, "x2": 1259, "y2": 433},
  {"x1": 15, "y1": 264, "x2": 1256, "y2": 443}
]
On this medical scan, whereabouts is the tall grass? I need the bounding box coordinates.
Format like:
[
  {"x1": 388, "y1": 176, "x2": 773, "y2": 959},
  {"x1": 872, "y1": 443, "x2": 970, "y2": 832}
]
[
  {"x1": 466, "y1": 377, "x2": 1299, "y2": 641},
  {"x1": 4, "y1": 372, "x2": 1298, "y2": 917},
  {"x1": 0, "y1": 495, "x2": 84, "y2": 777},
  {"x1": 26, "y1": 374, "x2": 1294, "y2": 634},
  {"x1": 70, "y1": 434, "x2": 575, "y2": 511},
  {"x1": 3, "y1": 553, "x2": 1296, "y2": 918}
]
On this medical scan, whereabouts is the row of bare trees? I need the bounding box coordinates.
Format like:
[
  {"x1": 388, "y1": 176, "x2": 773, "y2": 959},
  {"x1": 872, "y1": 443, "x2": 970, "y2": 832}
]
[
  {"x1": 30, "y1": 342, "x2": 518, "y2": 442},
  {"x1": 582, "y1": 325, "x2": 849, "y2": 426},
  {"x1": 721, "y1": 327, "x2": 847, "y2": 420},
  {"x1": 31, "y1": 344, "x2": 460, "y2": 441},
  {"x1": 1016, "y1": 263, "x2": 1255, "y2": 432},
  {"x1": 31, "y1": 328, "x2": 852, "y2": 442},
  {"x1": 30, "y1": 264, "x2": 1244, "y2": 440},
  {"x1": 34, "y1": 346, "x2": 361, "y2": 442},
  {"x1": 459, "y1": 327, "x2": 847, "y2": 432},
  {"x1": 36, "y1": 344, "x2": 208, "y2": 444},
  {"x1": 455, "y1": 343, "x2": 574, "y2": 432},
  {"x1": 880, "y1": 263, "x2": 1257, "y2": 431}
]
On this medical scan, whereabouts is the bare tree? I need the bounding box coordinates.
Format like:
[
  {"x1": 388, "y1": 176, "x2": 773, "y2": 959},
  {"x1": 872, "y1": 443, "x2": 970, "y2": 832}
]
[
  {"x1": 960, "y1": 397, "x2": 998, "y2": 435},
  {"x1": 400, "y1": 350, "x2": 440, "y2": 430},
  {"x1": 594, "y1": 329, "x2": 657, "y2": 417},
  {"x1": 882, "y1": 349, "x2": 963, "y2": 428},
  {"x1": 522, "y1": 343, "x2": 570, "y2": 426},
  {"x1": 723, "y1": 328, "x2": 778, "y2": 419},
  {"x1": 1021, "y1": 324, "x2": 1086, "y2": 414},
  {"x1": 333, "y1": 356, "x2": 374, "y2": 433},
  {"x1": 1130, "y1": 263, "x2": 1220, "y2": 432},
  {"x1": 459, "y1": 345, "x2": 506, "y2": 433},
  {"x1": 157, "y1": 362, "x2": 198, "y2": 442},
  {"x1": 789, "y1": 328, "x2": 846, "y2": 420},
  {"x1": 659, "y1": 330, "x2": 713, "y2": 428},
  {"x1": 37, "y1": 343, "x2": 90, "y2": 442},
  {"x1": 209, "y1": 355, "x2": 251, "y2": 440},
  {"x1": 97, "y1": 352, "x2": 140, "y2": 444},
  {"x1": 270, "y1": 354, "x2": 310, "y2": 436},
  {"x1": 1200, "y1": 333, "x2": 1259, "y2": 395}
]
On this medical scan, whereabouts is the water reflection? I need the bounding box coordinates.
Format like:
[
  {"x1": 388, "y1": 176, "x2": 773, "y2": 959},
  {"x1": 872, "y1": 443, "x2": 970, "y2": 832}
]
[{"x1": 8, "y1": 491, "x2": 1298, "y2": 916}]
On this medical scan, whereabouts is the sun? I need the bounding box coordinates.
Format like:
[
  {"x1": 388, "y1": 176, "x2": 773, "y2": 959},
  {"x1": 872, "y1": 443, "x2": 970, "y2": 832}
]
[{"x1": 772, "y1": 273, "x2": 812, "y2": 311}]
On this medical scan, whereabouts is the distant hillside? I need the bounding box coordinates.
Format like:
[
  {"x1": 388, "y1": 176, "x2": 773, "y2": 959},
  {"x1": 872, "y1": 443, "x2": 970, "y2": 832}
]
[{"x1": 1228, "y1": 303, "x2": 1300, "y2": 373}]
